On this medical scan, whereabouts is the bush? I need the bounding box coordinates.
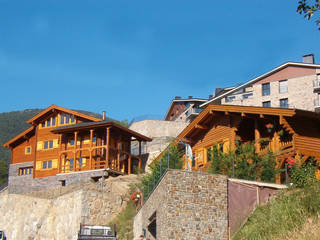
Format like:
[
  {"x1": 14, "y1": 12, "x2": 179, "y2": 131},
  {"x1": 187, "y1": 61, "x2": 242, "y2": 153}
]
[
  {"x1": 208, "y1": 142, "x2": 277, "y2": 182},
  {"x1": 290, "y1": 160, "x2": 317, "y2": 188}
]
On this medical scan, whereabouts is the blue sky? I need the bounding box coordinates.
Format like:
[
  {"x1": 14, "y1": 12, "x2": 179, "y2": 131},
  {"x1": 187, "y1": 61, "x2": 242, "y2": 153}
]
[{"x1": 0, "y1": 1, "x2": 319, "y2": 121}]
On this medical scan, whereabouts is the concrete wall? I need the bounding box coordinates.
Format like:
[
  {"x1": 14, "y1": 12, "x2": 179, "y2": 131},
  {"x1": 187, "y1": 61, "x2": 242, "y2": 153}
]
[
  {"x1": 130, "y1": 120, "x2": 187, "y2": 172},
  {"x1": 133, "y1": 170, "x2": 229, "y2": 240}
]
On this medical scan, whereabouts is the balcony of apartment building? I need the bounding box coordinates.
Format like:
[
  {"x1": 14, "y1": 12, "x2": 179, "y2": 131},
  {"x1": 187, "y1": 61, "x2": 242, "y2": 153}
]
[
  {"x1": 185, "y1": 106, "x2": 202, "y2": 119},
  {"x1": 314, "y1": 76, "x2": 320, "y2": 91},
  {"x1": 224, "y1": 90, "x2": 253, "y2": 104}
]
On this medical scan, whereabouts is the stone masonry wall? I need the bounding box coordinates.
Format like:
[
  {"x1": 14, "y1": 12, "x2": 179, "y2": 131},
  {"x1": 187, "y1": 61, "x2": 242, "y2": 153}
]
[
  {"x1": 0, "y1": 174, "x2": 137, "y2": 239},
  {"x1": 134, "y1": 170, "x2": 229, "y2": 240}
]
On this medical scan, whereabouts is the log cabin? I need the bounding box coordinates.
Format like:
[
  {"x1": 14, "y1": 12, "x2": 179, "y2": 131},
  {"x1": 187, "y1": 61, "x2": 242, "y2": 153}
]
[
  {"x1": 176, "y1": 104, "x2": 320, "y2": 183},
  {"x1": 3, "y1": 105, "x2": 151, "y2": 193}
]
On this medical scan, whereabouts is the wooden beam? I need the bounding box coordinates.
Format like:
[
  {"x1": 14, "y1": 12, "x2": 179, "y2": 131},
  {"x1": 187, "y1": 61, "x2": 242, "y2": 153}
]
[
  {"x1": 90, "y1": 129, "x2": 93, "y2": 170},
  {"x1": 225, "y1": 111, "x2": 229, "y2": 116},
  {"x1": 74, "y1": 131, "x2": 78, "y2": 171},
  {"x1": 195, "y1": 124, "x2": 207, "y2": 130},
  {"x1": 260, "y1": 114, "x2": 264, "y2": 118},
  {"x1": 106, "y1": 127, "x2": 110, "y2": 169},
  {"x1": 138, "y1": 141, "x2": 142, "y2": 170},
  {"x1": 241, "y1": 112, "x2": 246, "y2": 117},
  {"x1": 128, "y1": 155, "x2": 131, "y2": 174}
]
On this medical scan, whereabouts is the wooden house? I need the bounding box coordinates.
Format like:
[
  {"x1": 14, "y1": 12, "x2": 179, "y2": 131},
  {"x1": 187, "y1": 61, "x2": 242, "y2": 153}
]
[
  {"x1": 176, "y1": 104, "x2": 320, "y2": 183},
  {"x1": 3, "y1": 105, "x2": 151, "y2": 183}
]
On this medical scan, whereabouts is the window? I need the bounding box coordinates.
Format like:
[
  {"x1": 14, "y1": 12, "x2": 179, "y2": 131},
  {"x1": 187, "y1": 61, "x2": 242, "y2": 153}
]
[
  {"x1": 25, "y1": 146, "x2": 31, "y2": 155},
  {"x1": 263, "y1": 101, "x2": 271, "y2": 108},
  {"x1": 242, "y1": 93, "x2": 253, "y2": 99},
  {"x1": 262, "y1": 83, "x2": 270, "y2": 96},
  {"x1": 69, "y1": 158, "x2": 74, "y2": 170},
  {"x1": 42, "y1": 122, "x2": 46, "y2": 128},
  {"x1": 46, "y1": 118, "x2": 51, "y2": 127},
  {"x1": 43, "y1": 161, "x2": 47, "y2": 169},
  {"x1": 70, "y1": 139, "x2": 75, "y2": 146},
  {"x1": 52, "y1": 117, "x2": 56, "y2": 126},
  {"x1": 225, "y1": 96, "x2": 235, "y2": 103},
  {"x1": 280, "y1": 98, "x2": 289, "y2": 108},
  {"x1": 92, "y1": 136, "x2": 96, "y2": 143},
  {"x1": 78, "y1": 157, "x2": 83, "y2": 167},
  {"x1": 60, "y1": 114, "x2": 65, "y2": 124},
  {"x1": 19, "y1": 167, "x2": 33, "y2": 176},
  {"x1": 60, "y1": 114, "x2": 75, "y2": 125},
  {"x1": 279, "y1": 80, "x2": 288, "y2": 93},
  {"x1": 43, "y1": 140, "x2": 53, "y2": 149},
  {"x1": 42, "y1": 160, "x2": 52, "y2": 169}
]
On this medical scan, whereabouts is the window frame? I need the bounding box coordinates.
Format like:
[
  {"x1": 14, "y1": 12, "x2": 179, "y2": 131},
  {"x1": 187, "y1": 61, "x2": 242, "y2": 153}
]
[
  {"x1": 279, "y1": 80, "x2": 288, "y2": 93},
  {"x1": 262, "y1": 101, "x2": 271, "y2": 108},
  {"x1": 262, "y1": 83, "x2": 270, "y2": 96},
  {"x1": 280, "y1": 98, "x2": 289, "y2": 109}
]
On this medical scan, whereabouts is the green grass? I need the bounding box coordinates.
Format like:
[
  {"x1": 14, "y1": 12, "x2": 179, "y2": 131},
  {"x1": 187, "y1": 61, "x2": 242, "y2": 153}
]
[{"x1": 232, "y1": 183, "x2": 320, "y2": 240}]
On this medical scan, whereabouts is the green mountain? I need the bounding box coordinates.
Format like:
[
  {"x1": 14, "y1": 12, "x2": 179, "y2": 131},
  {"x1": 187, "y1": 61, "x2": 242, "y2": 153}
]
[{"x1": 0, "y1": 108, "x2": 128, "y2": 185}]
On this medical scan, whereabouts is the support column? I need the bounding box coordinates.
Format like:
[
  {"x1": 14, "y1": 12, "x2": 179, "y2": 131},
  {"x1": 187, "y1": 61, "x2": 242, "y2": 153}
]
[
  {"x1": 128, "y1": 155, "x2": 131, "y2": 175},
  {"x1": 74, "y1": 131, "x2": 78, "y2": 171},
  {"x1": 117, "y1": 142, "x2": 121, "y2": 171},
  {"x1": 254, "y1": 118, "x2": 260, "y2": 153},
  {"x1": 58, "y1": 135, "x2": 62, "y2": 173},
  {"x1": 138, "y1": 141, "x2": 142, "y2": 170},
  {"x1": 89, "y1": 129, "x2": 93, "y2": 170},
  {"x1": 106, "y1": 127, "x2": 110, "y2": 169}
]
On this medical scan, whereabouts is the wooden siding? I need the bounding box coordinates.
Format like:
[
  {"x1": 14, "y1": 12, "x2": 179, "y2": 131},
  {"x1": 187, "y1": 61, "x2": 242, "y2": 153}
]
[
  {"x1": 33, "y1": 112, "x2": 85, "y2": 178},
  {"x1": 11, "y1": 135, "x2": 35, "y2": 164}
]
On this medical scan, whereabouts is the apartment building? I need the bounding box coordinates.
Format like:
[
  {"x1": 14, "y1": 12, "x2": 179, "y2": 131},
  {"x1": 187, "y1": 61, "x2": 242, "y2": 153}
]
[
  {"x1": 201, "y1": 54, "x2": 320, "y2": 112},
  {"x1": 164, "y1": 96, "x2": 208, "y2": 123}
]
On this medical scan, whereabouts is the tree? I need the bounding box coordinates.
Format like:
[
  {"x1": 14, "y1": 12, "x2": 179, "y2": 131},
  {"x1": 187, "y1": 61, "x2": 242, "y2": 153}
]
[{"x1": 297, "y1": 0, "x2": 320, "y2": 29}]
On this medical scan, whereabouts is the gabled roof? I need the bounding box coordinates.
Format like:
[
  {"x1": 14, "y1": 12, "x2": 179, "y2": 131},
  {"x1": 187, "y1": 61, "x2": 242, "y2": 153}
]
[
  {"x1": 164, "y1": 98, "x2": 207, "y2": 120},
  {"x1": 201, "y1": 62, "x2": 320, "y2": 107},
  {"x1": 177, "y1": 104, "x2": 320, "y2": 141},
  {"x1": 3, "y1": 126, "x2": 35, "y2": 148},
  {"x1": 26, "y1": 104, "x2": 101, "y2": 124},
  {"x1": 52, "y1": 120, "x2": 152, "y2": 142}
]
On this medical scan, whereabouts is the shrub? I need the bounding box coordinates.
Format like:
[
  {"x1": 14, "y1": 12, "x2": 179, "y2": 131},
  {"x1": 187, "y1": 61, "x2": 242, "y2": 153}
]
[
  {"x1": 289, "y1": 159, "x2": 317, "y2": 188},
  {"x1": 208, "y1": 142, "x2": 277, "y2": 182}
]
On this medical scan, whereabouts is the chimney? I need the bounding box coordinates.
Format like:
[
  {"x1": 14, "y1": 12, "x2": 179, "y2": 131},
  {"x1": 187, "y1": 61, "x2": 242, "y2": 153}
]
[
  {"x1": 302, "y1": 54, "x2": 315, "y2": 64},
  {"x1": 175, "y1": 96, "x2": 181, "y2": 100},
  {"x1": 102, "y1": 111, "x2": 106, "y2": 121},
  {"x1": 188, "y1": 96, "x2": 193, "y2": 99}
]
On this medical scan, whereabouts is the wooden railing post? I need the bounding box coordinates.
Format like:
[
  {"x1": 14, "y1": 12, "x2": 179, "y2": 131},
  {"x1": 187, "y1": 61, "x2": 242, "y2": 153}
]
[{"x1": 128, "y1": 155, "x2": 131, "y2": 175}]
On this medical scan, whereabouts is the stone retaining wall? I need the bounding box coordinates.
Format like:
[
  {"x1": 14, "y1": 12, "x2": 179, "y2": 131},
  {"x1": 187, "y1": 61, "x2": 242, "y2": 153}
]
[
  {"x1": 0, "y1": 174, "x2": 138, "y2": 239},
  {"x1": 133, "y1": 170, "x2": 229, "y2": 240}
]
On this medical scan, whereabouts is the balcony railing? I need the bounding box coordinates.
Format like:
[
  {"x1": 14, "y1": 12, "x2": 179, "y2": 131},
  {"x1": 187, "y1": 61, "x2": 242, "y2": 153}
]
[
  {"x1": 314, "y1": 80, "x2": 320, "y2": 89},
  {"x1": 315, "y1": 99, "x2": 320, "y2": 108},
  {"x1": 186, "y1": 108, "x2": 202, "y2": 118}
]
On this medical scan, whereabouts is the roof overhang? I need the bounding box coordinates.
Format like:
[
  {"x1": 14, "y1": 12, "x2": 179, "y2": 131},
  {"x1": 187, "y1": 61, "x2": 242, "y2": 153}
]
[
  {"x1": 201, "y1": 62, "x2": 320, "y2": 108},
  {"x1": 3, "y1": 126, "x2": 35, "y2": 148},
  {"x1": 26, "y1": 104, "x2": 101, "y2": 125},
  {"x1": 52, "y1": 121, "x2": 152, "y2": 142},
  {"x1": 176, "y1": 104, "x2": 320, "y2": 141}
]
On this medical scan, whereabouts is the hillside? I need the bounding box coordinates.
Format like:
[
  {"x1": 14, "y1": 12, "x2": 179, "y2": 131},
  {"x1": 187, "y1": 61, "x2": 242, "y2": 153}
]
[{"x1": 0, "y1": 108, "x2": 128, "y2": 185}]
